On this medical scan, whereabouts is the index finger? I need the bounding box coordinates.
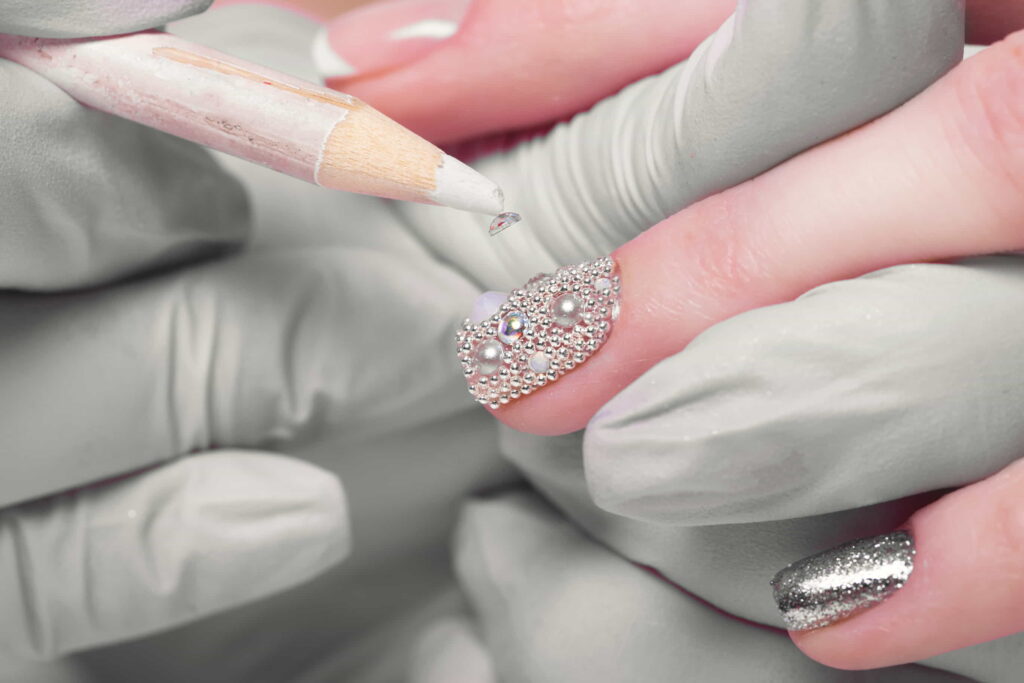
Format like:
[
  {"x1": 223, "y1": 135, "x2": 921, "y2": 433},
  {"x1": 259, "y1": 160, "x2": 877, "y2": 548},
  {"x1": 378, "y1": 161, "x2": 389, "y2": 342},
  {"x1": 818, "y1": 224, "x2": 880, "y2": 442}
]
[{"x1": 472, "y1": 33, "x2": 1024, "y2": 434}]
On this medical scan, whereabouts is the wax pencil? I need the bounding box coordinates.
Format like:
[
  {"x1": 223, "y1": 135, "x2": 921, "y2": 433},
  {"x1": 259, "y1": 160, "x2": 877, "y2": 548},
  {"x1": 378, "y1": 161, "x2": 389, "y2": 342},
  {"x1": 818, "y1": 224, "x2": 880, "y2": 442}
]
[{"x1": 0, "y1": 31, "x2": 505, "y2": 216}]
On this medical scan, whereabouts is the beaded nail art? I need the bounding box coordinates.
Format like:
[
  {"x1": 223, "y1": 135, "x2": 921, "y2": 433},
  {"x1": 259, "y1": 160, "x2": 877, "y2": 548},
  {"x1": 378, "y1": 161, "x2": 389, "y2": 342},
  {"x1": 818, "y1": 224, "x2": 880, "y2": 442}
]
[{"x1": 455, "y1": 257, "x2": 621, "y2": 408}]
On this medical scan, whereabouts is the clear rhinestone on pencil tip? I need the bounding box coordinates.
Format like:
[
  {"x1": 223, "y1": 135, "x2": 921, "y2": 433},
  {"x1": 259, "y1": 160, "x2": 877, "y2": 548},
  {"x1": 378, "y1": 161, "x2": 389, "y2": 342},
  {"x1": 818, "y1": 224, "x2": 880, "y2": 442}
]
[{"x1": 489, "y1": 212, "x2": 521, "y2": 236}]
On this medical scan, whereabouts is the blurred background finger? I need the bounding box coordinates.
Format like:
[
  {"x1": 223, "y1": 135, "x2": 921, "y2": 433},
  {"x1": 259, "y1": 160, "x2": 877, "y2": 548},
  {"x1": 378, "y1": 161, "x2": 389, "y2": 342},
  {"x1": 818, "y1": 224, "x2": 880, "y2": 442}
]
[
  {"x1": 0, "y1": 451, "x2": 348, "y2": 659},
  {"x1": 320, "y1": 0, "x2": 734, "y2": 144}
]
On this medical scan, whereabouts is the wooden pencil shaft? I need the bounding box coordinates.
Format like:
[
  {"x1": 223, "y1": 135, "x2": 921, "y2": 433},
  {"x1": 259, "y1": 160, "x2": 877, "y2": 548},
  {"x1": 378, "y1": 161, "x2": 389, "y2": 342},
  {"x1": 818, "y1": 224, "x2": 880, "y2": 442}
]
[{"x1": 0, "y1": 31, "x2": 451, "y2": 205}]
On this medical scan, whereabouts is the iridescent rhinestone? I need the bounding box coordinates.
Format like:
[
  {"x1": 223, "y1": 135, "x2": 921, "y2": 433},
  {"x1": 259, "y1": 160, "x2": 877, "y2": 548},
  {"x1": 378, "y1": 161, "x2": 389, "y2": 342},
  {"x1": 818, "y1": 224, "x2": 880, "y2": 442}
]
[{"x1": 498, "y1": 311, "x2": 529, "y2": 345}]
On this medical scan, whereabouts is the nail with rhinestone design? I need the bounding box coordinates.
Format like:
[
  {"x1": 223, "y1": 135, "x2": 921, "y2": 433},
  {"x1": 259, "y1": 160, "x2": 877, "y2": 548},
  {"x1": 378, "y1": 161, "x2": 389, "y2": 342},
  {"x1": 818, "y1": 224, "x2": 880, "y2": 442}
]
[
  {"x1": 770, "y1": 530, "x2": 915, "y2": 631},
  {"x1": 455, "y1": 257, "x2": 621, "y2": 409}
]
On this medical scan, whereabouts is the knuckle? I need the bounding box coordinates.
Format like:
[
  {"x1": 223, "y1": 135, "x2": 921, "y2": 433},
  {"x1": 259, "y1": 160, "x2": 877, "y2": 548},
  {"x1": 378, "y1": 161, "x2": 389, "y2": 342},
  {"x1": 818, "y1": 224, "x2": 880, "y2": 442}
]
[
  {"x1": 949, "y1": 32, "x2": 1024, "y2": 197},
  {"x1": 668, "y1": 193, "x2": 774, "y2": 320}
]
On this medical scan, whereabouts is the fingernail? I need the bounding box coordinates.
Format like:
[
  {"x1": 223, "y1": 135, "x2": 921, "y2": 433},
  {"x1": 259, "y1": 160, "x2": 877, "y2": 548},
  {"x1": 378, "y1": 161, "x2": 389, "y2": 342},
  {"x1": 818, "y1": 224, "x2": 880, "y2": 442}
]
[
  {"x1": 313, "y1": 0, "x2": 471, "y2": 80},
  {"x1": 470, "y1": 290, "x2": 509, "y2": 323},
  {"x1": 455, "y1": 257, "x2": 621, "y2": 409},
  {"x1": 770, "y1": 530, "x2": 915, "y2": 631}
]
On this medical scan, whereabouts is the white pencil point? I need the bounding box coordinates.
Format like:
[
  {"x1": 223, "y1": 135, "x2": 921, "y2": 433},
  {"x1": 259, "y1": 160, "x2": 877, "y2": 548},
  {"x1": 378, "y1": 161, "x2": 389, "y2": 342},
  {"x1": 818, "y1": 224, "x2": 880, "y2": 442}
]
[{"x1": 433, "y1": 155, "x2": 505, "y2": 215}]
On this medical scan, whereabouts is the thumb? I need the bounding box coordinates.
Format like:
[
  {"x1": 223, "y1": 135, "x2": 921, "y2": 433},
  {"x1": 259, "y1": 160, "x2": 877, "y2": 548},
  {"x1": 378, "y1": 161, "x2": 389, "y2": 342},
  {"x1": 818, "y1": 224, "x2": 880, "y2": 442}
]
[{"x1": 316, "y1": 0, "x2": 735, "y2": 144}]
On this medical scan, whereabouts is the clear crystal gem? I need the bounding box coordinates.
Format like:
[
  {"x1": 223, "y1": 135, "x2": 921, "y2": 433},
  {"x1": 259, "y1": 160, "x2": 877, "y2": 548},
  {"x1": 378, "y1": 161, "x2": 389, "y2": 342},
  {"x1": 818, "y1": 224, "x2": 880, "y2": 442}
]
[
  {"x1": 498, "y1": 311, "x2": 528, "y2": 345},
  {"x1": 489, "y1": 211, "x2": 522, "y2": 236}
]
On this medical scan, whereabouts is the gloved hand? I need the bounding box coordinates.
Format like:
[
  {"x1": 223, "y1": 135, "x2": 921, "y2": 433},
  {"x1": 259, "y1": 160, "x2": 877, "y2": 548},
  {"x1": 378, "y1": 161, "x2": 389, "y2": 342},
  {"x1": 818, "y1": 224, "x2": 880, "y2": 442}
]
[
  {"x1": 446, "y1": 488, "x2": 965, "y2": 682},
  {"x1": 331, "y1": 0, "x2": 1024, "y2": 677},
  {"x1": 0, "y1": 0, "x2": 353, "y2": 662},
  {"x1": 0, "y1": 0, "x2": 250, "y2": 290},
  {"x1": 334, "y1": 0, "x2": 1024, "y2": 675},
  {"x1": 0, "y1": 0, "x2": 1002, "y2": 680}
]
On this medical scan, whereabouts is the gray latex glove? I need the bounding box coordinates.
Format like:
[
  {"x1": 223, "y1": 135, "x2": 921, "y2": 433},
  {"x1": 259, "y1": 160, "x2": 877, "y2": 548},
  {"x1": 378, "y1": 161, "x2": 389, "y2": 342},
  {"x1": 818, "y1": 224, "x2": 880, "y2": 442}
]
[
  {"x1": 0, "y1": 0, "x2": 248, "y2": 289},
  {"x1": 0, "y1": 0, "x2": 976, "y2": 679},
  {"x1": 586, "y1": 256, "x2": 1024, "y2": 526},
  {"x1": 0, "y1": 0, "x2": 350, "y2": 662}
]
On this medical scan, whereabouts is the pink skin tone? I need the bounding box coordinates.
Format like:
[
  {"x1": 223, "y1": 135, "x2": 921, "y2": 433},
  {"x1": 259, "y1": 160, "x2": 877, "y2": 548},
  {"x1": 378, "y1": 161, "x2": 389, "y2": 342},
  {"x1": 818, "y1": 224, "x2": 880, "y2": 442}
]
[
  {"x1": 328, "y1": 0, "x2": 737, "y2": 143},
  {"x1": 494, "y1": 30, "x2": 1024, "y2": 435},
  {"x1": 795, "y1": 457, "x2": 1024, "y2": 669}
]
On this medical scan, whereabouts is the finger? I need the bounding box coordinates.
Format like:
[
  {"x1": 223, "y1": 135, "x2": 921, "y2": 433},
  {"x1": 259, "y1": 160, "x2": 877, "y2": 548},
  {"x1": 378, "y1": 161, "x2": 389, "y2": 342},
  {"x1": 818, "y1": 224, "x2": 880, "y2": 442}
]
[
  {"x1": 584, "y1": 256, "x2": 1024, "y2": 525},
  {"x1": 0, "y1": 58, "x2": 250, "y2": 291},
  {"x1": 0, "y1": 0, "x2": 211, "y2": 38},
  {"x1": 0, "y1": 451, "x2": 348, "y2": 659},
  {"x1": 0, "y1": 239, "x2": 478, "y2": 506},
  {"x1": 408, "y1": 614, "x2": 497, "y2": 683},
  {"x1": 453, "y1": 490, "x2": 949, "y2": 681},
  {"x1": 397, "y1": 0, "x2": 962, "y2": 287},
  {"x1": 318, "y1": 0, "x2": 734, "y2": 144},
  {"x1": 472, "y1": 26, "x2": 1024, "y2": 435},
  {"x1": 772, "y1": 457, "x2": 1024, "y2": 669}
]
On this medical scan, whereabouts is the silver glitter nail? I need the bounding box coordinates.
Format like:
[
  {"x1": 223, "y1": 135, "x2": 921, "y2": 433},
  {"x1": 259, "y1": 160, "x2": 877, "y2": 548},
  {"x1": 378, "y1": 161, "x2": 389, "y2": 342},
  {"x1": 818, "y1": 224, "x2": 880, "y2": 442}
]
[
  {"x1": 770, "y1": 530, "x2": 915, "y2": 631},
  {"x1": 455, "y1": 256, "x2": 621, "y2": 409}
]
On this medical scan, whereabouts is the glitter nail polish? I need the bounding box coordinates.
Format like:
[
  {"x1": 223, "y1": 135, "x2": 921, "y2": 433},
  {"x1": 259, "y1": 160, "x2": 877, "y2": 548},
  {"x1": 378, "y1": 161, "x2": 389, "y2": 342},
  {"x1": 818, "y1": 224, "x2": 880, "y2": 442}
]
[{"x1": 770, "y1": 530, "x2": 915, "y2": 631}]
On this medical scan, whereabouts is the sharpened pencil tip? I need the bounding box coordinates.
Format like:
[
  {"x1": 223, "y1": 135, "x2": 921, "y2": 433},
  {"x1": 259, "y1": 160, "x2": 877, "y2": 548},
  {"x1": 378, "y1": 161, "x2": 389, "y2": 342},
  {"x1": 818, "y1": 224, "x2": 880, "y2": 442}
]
[{"x1": 432, "y1": 155, "x2": 505, "y2": 215}]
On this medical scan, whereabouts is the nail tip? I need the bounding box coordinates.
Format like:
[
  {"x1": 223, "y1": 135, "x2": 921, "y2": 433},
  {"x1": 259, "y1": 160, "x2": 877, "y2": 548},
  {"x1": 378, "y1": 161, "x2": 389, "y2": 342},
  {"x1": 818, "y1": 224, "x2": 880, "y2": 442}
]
[
  {"x1": 469, "y1": 290, "x2": 510, "y2": 324},
  {"x1": 311, "y1": 25, "x2": 357, "y2": 79}
]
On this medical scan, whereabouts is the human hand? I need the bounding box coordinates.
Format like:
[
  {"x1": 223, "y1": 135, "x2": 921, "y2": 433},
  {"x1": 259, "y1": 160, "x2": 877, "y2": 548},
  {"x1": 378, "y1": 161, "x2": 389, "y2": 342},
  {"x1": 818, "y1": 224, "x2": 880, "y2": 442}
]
[
  {"x1": 337, "y1": 0, "x2": 1024, "y2": 674},
  {"x1": 0, "y1": 0, "x2": 975, "y2": 675},
  {"x1": 446, "y1": 487, "x2": 968, "y2": 682},
  {"x1": 321, "y1": 0, "x2": 1024, "y2": 675}
]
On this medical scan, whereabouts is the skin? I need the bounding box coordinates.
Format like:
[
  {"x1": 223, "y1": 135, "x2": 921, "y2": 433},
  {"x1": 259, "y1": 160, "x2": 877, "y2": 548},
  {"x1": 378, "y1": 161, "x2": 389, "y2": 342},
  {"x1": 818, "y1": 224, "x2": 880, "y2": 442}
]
[
  {"x1": 794, "y1": 458, "x2": 1024, "y2": 669},
  {"x1": 494, "y1": 30, "x2": 1024, "y2": 434},
  {"x1": 332, "y1": 0, "x2": 737, "y2": 143}
]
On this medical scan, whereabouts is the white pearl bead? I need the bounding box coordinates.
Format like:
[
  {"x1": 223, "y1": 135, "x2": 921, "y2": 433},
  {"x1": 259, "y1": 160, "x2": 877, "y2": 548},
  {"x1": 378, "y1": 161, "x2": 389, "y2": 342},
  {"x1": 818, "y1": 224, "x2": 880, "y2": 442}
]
[
  {"x1": 474, "y1": 340, "x2": 503, "y2": 375},
  {"x1": 550, "y1": 293, "x2": 583, "y2": 327},
  {"x1": 528, "y1": 352, "x2": 550, "y2": 373}
]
